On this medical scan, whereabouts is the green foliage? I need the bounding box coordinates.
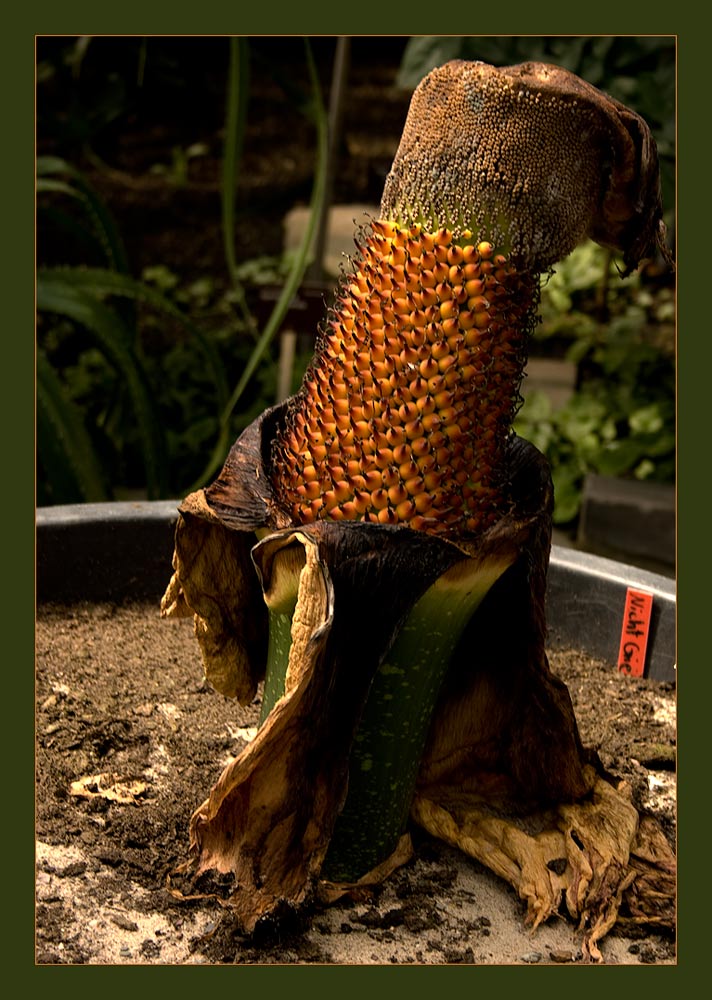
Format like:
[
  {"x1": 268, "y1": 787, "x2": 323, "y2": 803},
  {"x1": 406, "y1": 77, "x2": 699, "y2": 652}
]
[
  {"x1": 36, "y1": 349, "x2": 110, "y2": 503},
  {"x1": 37, "y1": 155, "x2": 129, "y2": 273},
  {"x1": 35, "y1": 209, "x2": 292, "y2": 503},
  {"x1": 35, "y1": 155, "x2": 236, "y2": 502},
  {"x1": 37, "y1": 38, "x2": 327, "y2": 505},
  {"x1": 514, "y1": 242, "x2": 675, "y2": 524},
  {"x1": 37, "y1": 267, "x2": 170, "y2": 500}
]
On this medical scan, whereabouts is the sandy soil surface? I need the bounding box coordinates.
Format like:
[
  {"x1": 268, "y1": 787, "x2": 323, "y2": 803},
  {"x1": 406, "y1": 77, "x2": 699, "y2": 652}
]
[{"x1": 35, "y1": 601, "x2": 676, "y2": 966}]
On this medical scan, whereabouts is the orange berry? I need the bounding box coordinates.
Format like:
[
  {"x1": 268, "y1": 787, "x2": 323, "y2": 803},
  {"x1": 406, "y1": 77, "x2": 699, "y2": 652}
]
[
  {"x1": 396, "y1": 499, "x2": 416, "y2": 520},
  {"x1": 433, "y1": 260, "x2": 450, "y2": 283},
  {"x1": 388, "y1": 483, "x2": 408, "y2": 505},
  {"x1": 371, "y1": 488, "x2": 390, "y2": 510}
]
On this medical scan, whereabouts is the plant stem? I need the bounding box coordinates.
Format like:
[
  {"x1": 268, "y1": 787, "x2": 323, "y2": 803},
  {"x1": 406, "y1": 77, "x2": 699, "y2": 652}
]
[
  {"x1": 259, "y1": 606, "x2": 297, "y2": 726},
  {"x1": 320, "y1": 575, "x2": 493, "y2": 881},
  {"x1": 222, "y1": 37, "x2": 250, "y2": 289},
  {"x1": 198, "y1": 38, "x2": 330, "y2": 488},
  {"x1": 259, "y1": 554, "x2": 509, "y2": 884}
]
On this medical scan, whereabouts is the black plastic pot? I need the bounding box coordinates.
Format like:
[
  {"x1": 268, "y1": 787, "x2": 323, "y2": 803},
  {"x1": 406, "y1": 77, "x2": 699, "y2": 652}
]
[{"x1": 36, "y1": 501, "x2": 676, "y2": 684}]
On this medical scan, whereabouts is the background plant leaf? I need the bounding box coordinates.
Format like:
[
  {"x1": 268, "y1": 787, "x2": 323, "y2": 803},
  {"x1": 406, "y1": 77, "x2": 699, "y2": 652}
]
[
  {"x1": 36, "y1": 350, "x2": 109, "y2": 504},
  {"x1": 37, "y1": 271, "x2": 168, "y2": 499}
]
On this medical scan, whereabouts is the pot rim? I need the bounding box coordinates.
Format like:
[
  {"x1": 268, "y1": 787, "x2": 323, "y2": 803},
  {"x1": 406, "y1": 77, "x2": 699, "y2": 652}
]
[{"x1": 35, "y1": 500, "x2": 676, "y2": 683}]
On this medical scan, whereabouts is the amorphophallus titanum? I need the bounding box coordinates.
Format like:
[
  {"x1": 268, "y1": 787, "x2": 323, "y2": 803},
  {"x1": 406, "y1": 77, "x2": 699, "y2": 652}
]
[{"x1": 161, "y1": 60, "x2": 675, "y2": 960}]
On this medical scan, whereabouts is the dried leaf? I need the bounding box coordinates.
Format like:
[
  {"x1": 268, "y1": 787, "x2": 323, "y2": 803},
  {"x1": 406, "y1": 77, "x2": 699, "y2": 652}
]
[
  {"x1": 69, "y1": 772, "x2": 147, "y2": 805},
  {"x1": 412, "y1": 770, "x2": 674, "y2": 963},
  {"x1": 180, "y1": 521, "x2": 466, "y2": 931},
  {"x1": 163, "y1": 430, "x2": 560, "y2": 927},
  {"x1": 317, "y1": 833, "x2": 415, "y2": 905},
  {"x1": 161, "y1": 489, "x2": 268, "y2": 703}
]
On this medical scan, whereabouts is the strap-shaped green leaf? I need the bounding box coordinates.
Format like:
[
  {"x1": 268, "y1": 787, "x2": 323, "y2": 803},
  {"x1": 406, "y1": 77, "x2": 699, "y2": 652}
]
[
  {"x1": 37, "y1": 156, "x2": 129, "y2": 273},
  {"x1": 222, "y1": 37, "x2": 250, "y2": 287},
  {"x1": 196, "y1": 38, "x2": 331, "y2": 489},
  {"x1": 37, "y1": 273, "x2": 168, "y2": 499},
  {"x1": 39, "y1": 265, "x2": 233, "y2": 488},
  {"x1": 36, "y1": 350, "x2": 108, "y2": 503},
  {"x1": 38, "y1": 266, "x2": 230, "y2": 405}
]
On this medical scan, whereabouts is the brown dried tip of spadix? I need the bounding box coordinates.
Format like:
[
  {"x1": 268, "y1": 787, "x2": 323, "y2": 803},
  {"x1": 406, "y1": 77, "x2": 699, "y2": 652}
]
[{"x1": 380, "y1": 60, "x2": 672, "y2": 276}]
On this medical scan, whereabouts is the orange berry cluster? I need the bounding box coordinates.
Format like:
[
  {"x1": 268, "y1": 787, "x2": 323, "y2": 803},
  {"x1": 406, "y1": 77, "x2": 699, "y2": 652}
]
[{"x1": 271, "y1": 220, "x2": 538, "y2": 537}]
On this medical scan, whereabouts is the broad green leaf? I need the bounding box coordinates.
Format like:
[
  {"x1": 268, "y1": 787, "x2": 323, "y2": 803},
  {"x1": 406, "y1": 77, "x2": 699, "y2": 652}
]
[
  {"x1": 596, "y1": 439, "x2": 647, "y2": 477},
  {"x1": 634, "y1": 459, "x2": 656, "y2": 480},
  {"x1": 557, "y1": 397, "x2": 608, "y2": 443},
  {"x1": 551, "y1": 463, "x2": 584, "y2": 524}
]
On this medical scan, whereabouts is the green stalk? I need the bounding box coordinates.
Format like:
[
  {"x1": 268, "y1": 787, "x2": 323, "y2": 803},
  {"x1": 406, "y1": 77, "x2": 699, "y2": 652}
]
[
  {"x1": 260, "y1": 606, "x2": 297, "y2": 726},
  {"x1": 321, "y1": 562, "x2": 507, "y2": 882},
  {"x1": 196, "y1": 38, "x2": 330, "y2": 489},
  {"x1": 222, "y1": 37, "x2": 250, "y2": 289},
  {"x1": 256, "y1": 538, "x2": 303, "y2": 724},
  {"x1": 257, "y1": 547, "x2": 511, "y2": 883}
]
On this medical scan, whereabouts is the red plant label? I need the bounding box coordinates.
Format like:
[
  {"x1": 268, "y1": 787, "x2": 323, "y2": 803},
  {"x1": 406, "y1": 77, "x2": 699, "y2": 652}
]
[{"x1": 617, "y1": 588, "x2": 654, "y2": 677}]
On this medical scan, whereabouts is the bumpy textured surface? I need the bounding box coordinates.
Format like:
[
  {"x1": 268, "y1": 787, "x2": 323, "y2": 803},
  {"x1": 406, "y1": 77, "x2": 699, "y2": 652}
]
[
  {"x1": 381, "y1": 60, "x2": 668, "y2": 274},
  {"x1": 271, "y1": 222, "x2": 538, "y2": 538},
  {"x1": 270, "y1": 59, "x2": 669, "y2": 539}
]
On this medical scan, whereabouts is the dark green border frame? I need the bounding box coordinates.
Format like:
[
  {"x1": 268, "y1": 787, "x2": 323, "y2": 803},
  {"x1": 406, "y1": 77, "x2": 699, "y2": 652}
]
[{"x1": 20, "y1": 12, "x2": 697, "y2": 987}]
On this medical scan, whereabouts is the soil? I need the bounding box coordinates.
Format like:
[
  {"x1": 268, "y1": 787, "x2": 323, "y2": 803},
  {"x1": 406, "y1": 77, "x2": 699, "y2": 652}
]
[{"x1": 35, "y1": 601, "x2": 677, "y2": 966}]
